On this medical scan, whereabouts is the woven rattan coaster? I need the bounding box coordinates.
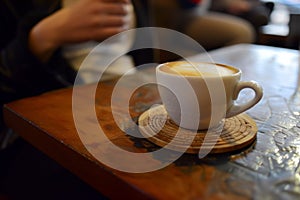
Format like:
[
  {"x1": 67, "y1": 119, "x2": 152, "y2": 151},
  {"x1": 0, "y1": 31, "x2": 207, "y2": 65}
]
[{"x1": 138, "y1": 105, "x2": 257, "y2": 154}]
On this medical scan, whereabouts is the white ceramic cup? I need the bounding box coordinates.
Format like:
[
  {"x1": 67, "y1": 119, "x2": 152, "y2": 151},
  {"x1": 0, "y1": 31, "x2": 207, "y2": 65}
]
[{"x1": 156, "y1": 61, "x2": 263, "y2": 130}]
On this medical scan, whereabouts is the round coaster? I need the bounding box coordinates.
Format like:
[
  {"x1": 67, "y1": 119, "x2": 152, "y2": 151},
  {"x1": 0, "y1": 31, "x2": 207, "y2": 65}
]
[{"x1": 138, "y1": 105, "x2": 257, "y2": 154}]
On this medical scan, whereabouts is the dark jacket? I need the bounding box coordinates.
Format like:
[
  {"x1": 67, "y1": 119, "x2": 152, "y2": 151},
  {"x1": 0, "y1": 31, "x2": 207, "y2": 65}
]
[
  {"x1": 0, "y1": 1, "x2": 77, "y2": 98},
  {"x1": 0, "y1": 0, "x2": 76, "y2": 129},
  {"x1": 0, "y1": 0, "x2": 150, "y2": 129}
]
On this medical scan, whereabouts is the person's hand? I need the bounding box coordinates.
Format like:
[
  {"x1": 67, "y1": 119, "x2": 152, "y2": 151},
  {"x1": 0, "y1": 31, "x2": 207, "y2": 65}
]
[{"x1": 29, "y1": 0, "x2": 130, "y2": 62}]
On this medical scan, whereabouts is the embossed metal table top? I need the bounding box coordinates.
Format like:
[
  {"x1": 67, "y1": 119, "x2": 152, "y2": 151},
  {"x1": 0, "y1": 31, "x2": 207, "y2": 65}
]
[{"x1": 3, "y1": 44, "x2": 300, "y2": 199}]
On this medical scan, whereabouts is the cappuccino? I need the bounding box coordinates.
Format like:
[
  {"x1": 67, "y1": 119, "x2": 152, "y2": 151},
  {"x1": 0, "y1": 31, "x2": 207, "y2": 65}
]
[
  {"x1": 159, "y1": 61, "x2": 236, "y2": 77},
  {"x1": 156, "y1": 61, "x2": 263, "y2": 130}
]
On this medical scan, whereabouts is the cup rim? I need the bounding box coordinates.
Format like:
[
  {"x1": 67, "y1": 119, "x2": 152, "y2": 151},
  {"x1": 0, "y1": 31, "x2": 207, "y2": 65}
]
[{"x1": 156, "y1": 61, "x2": 241, "y2": 78}]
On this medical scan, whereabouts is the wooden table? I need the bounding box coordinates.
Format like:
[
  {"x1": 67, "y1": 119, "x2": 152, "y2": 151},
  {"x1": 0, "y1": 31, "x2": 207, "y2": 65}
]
[{"x1": 3, "y1": 44, "x2": 300, "y2": 199}]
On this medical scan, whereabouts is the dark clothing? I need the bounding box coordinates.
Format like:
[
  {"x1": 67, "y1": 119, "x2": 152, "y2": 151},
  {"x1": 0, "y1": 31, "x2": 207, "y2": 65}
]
[
  {"x1": 0, "y1": 0, "x2": 151, "y2": 130},
  {"x1": 0, "y1": 0, "x2": 77, "y2": 129},
  {"x1": 0, "y1": 0, "x2": 77, "y2": 102}
]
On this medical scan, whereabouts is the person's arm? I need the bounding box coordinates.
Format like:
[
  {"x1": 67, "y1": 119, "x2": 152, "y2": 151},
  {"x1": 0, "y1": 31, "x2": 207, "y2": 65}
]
[
  {"x1": 0, "y1": 12, "x2": 77, "y2": 99},
  {"x1": 29, "y1": 0, "x2": 130, "y2": 62},
  {"x1": 0, "y1": 0, "x2": 130, "y2": 100}
]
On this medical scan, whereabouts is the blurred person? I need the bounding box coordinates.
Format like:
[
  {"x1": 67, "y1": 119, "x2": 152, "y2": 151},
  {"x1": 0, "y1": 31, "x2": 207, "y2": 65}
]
[
  {"x1": 210, "y1": 0, "x2": 274, "y2": 35},
  {"x1": 148, "y1": 0, "x2": 256, "y2": 51},
  {"x1": 0, "y1": 0, "x2": 139, "y2": 142}
]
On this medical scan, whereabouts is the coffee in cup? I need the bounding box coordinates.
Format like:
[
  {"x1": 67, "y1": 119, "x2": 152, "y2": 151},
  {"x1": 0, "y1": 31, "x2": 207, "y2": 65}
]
[{"x1": 156, "y1": 61, "x2": 263, "y2": 130}]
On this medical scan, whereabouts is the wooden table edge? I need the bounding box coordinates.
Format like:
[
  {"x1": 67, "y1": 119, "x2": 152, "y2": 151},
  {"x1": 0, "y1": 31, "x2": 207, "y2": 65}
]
[{"x1": 3, "y1": 103, "x2": 155, "y2": 200}]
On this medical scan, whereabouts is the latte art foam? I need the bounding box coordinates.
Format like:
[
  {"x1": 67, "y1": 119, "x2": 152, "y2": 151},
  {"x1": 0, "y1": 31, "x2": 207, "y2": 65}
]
[{"x1": 160, "y1": 62, "x2": 236, "y2": 77}]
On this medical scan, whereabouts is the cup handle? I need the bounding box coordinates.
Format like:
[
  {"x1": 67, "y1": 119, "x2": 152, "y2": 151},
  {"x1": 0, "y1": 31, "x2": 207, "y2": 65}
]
[{"x1": 226, "y1": 81, "x2": 263, "y2": 118}]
